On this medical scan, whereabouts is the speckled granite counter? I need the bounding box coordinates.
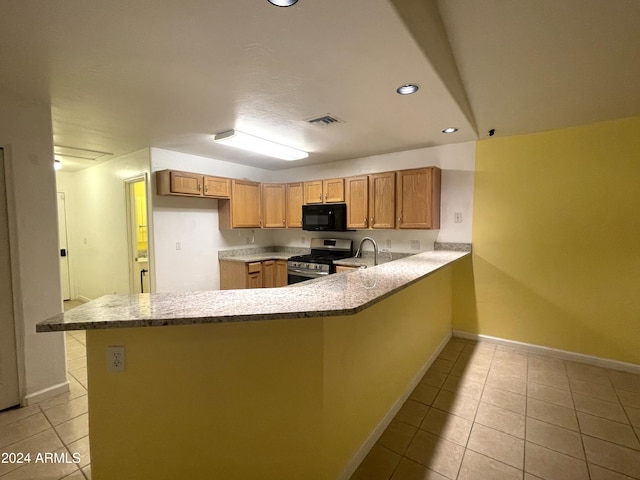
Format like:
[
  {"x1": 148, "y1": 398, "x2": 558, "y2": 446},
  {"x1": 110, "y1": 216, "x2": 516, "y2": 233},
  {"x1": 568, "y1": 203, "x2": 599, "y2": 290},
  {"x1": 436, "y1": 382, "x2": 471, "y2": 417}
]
[
  {"x1": 333, "y1": 251, "x2": 411, "y2": 268},
  {"x1": 36, "y1": 250, "x2": 469, "y2": 332},
  {"x1": 218, "y1": 246, "x2": 308, "y2": 263}
]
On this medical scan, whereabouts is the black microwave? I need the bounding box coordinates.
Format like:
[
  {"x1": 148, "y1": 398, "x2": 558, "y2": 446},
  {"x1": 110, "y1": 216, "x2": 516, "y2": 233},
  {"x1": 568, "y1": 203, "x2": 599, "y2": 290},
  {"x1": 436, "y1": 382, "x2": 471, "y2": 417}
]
[{"x1": 302, "y1": 203, "x2": 347, "y2": 231}]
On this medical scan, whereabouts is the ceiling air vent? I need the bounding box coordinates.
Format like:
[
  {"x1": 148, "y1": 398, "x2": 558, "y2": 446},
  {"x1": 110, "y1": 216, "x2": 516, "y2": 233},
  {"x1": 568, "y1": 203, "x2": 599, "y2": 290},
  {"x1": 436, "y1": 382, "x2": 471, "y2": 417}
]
[{"x1": 305, "y1": 114, "x2": 345, "y2": 127}]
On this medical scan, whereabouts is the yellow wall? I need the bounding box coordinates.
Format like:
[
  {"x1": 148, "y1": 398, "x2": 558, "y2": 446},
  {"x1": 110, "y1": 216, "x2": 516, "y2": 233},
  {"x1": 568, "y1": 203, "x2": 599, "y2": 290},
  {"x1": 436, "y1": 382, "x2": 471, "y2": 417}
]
[
  {"x1": 87, "y1": 267, "x2": 453, "y2": 480},
  {"x1": 454, "y1": 116, "x2": 640, "y2": 364},
  {"x1": 134, "y1": 180, "x2": 147, "y2": 251}
]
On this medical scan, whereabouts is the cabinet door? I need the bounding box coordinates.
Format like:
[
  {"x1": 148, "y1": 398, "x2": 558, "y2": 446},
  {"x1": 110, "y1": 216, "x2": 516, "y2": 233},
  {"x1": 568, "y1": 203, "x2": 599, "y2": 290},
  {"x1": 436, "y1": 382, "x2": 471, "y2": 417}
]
[
  {"x1": 369, "y1": 172, "x2": 396, "y2": 229},
  {"x1": 246, "y1": 262, "x2": 263, "y2": 289},
  {"x1": 396, "y1": 167, "x2": 441, "y2": 229},
  {"x1": 323, "y1": 178, "x2": 344, "y2": 203},
  {"x1": 275, "y1": 260, "x2": 288, "y2": 287},
  {"x1": 203, "y1": 176, "x2": 231, "y2": 198},
  {"x1": 262, "y1": 260, "x2": 275, "y2": 288},
  {"x1": 345, "y1": 176, "x2": 369, "y2": 229},
  {"x1": 286, "y1": 183, "x2": 303, "y2": 228},
  {"x1": 303, "y1": 181, "x2": 324, "y2": 204},
  {"x1": 170, "y1": 171, "x2": 203, "y2": 196},
  {"x1": 262, "y1": 184, "x2": 286, "y2": 228},
  {"x1": 231, "y1": 180, "x2": 262, "y2": 228}
]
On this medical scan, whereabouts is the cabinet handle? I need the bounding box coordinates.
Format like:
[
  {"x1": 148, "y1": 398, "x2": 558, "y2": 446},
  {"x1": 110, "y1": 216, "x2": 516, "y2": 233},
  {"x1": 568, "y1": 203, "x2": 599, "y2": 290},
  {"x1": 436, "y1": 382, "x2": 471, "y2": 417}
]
[
  {"x1": 198, "y1": 184, "x2": 202, "y2": 192},
  {"x1": 364, "y1": 218, "x2": 367, "y2": 226},
  {"x1": 324, "y1": 193, "x2": 327, "y2": 201},
  {"x1": 370, "y1": 217, "x2": 374, "y2": 225},
  {"x1": 205, "y1": 184, "x2": 209, "y2": 193},
  {"x1": 319, "y1": 194, "x2": 322, "y2": 201},
  {"x1": 282, "y1": 219, "x2": 285, "y2": 225}
]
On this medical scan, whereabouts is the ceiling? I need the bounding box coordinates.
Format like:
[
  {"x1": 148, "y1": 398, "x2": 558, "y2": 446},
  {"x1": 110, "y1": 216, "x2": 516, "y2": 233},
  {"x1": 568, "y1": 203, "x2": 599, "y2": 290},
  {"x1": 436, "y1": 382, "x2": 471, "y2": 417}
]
[{"x1": 1, "y1": 0, "x2": 638, "y2": 172}]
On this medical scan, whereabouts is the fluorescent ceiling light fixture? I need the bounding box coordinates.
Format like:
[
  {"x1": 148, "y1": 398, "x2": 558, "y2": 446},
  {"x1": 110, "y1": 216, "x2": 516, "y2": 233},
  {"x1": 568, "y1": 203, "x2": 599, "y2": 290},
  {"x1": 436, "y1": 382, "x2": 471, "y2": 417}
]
[
  {"x1": 213, "y1": 130, "x2": 308, "y2": 161},
  {"x1": 54, "y1": 160, "x2": 62, "y2": 171},
  {"x1": 396, "y1": 84, "x2": 419, "y2": 95},
  {"x1": 268, "y1": 0, "x2": 299, "y2": 6},
  {"x1": 442, "y1": 127, "x2": 458, "y2": 134}
]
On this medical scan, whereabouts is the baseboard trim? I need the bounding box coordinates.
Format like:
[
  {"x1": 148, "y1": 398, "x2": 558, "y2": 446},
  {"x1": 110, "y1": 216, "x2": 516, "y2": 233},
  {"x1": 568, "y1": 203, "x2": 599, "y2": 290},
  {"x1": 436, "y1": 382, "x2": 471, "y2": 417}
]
[
  {"x1": 452, "y1": 330, "x2": 640, "y2": 374},
  {"x1": 338, "y1": 330, "x2": 452, "y2": 480},
  {"x1": 23, "y1": 381, "x2": 70, "y2": 406}
]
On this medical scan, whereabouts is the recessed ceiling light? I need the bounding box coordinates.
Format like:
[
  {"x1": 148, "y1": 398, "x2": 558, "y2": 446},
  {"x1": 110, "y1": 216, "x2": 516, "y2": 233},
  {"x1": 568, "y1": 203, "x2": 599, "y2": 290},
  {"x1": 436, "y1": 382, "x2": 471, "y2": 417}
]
[
  {"x1": 442, "y1": 127, "x2": 458, "y2": 134},
  {"x1": 213, "y1": 129, "x2": 308, "y2": 161},
  {"x1": 396, "y1": 84, "x2": 419, "y2": 95},
  {"x1": 268, "y1": 0, "x2": 299, "y2": 6}
]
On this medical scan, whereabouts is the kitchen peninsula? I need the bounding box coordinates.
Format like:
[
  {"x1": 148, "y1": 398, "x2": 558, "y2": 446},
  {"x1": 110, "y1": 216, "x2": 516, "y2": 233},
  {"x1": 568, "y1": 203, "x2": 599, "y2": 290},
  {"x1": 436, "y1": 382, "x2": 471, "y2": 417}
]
[{"x1": 37, "y1": 249, "x2": 469, "y2": 480}]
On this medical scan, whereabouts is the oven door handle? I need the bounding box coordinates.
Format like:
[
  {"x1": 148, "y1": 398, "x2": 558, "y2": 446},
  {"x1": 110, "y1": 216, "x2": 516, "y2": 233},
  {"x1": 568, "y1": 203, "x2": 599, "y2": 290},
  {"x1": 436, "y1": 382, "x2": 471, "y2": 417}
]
[{"x1": 287, "y1": 268, "x2": 329, "y2": 277}]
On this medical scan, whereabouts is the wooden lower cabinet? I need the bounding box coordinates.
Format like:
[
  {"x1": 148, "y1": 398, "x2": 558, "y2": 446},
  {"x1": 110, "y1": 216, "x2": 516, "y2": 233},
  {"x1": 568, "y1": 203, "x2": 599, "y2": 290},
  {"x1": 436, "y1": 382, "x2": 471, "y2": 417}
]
[
  {"x1": 220, "y1": 259, "x2": 288, "y2": 290},
  {"x1": 276, "y1": 260, "x2": 288, "y2": 287},
  {"x1": 335, "y1": 265, "x2": 360, "y2": 273},
  {"x1": 262, "y1": 260, "x2": 275, "y2": 288}
]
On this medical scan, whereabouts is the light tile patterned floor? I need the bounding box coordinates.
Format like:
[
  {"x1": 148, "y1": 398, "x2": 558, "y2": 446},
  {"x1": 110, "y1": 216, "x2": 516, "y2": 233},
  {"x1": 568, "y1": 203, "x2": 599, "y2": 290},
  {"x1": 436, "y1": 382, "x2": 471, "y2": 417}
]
[
  {"x1": 0, "y1": 300, "x2": 91, "y2": 480},
  {"x1": 351, "y1": 337, "x2": 640, "y2": 480},
  {"x1": 4, "y1": 322, "x2": 640, "y2": 479}
]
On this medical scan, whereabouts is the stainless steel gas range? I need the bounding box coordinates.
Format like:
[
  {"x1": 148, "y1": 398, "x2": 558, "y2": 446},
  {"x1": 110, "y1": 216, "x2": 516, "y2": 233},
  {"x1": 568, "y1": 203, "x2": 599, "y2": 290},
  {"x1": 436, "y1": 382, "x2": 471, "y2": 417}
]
[{"x1": 287, "y1": 238, "x2": 353, "y2": 285}]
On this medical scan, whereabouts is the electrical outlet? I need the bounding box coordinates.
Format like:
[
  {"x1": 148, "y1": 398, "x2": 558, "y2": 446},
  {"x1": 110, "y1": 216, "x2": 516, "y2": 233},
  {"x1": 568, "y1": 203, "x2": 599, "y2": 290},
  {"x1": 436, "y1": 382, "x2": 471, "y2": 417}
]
[
  {"x1": 301, "y1": 236, "x2": 306, "y2": 245},
  {"x1": 410, "y1": 240, "x2": 420, "y2": 250},
  {"x1": 454, "y1": 212, "x2": 463, "y2": 224},
  {"x1": 385, "y1": 239, "x2": 392, "y2": 249},
  {"x1": 175, "y1": 241, "x2": 182, "y2": 250},
  {"x1": 107, "y1": 346, "x2": 126, "y2": 372}
]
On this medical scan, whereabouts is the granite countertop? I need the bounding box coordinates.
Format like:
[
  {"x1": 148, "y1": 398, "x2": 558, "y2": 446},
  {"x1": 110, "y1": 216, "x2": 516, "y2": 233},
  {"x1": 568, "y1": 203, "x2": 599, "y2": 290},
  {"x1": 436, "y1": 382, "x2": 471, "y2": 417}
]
[
  {"x1": 333, "y1": 251, "x2": 411, "y2": 268},
  {"x1": 36, "y1": 250, "x2": 469, "y2": 332},
  {"x1": 217, "y1": 246, "x2": 308, "y2": 263}
]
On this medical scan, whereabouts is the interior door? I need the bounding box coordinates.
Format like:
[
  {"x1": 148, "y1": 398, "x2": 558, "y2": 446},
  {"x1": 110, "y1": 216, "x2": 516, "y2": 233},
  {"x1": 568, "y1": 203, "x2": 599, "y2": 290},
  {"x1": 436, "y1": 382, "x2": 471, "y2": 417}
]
[
  {"x1": 57, "y1": 192, "x2": 71, "y2": 300},
  {"x1": 0, "y1": 148, "x2": 20, "y2": 410},
  {"x1": 126, "y1": 177, "x2": 150, "y2": 294}
]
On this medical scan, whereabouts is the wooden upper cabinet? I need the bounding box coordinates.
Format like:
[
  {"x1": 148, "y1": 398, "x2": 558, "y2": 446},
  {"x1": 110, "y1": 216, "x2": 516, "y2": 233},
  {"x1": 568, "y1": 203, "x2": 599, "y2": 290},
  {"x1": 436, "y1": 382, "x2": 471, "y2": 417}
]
[
  {"x1": 345, "y1": 176, "x2": 369, "y2": 229},
  {"x1": 156, "y1": 170, "x2": 230, "y2": 198},
  {"x1": 345, "y1": 173, "x2": 395, "y2": 229},
  {"x1": 303, "y1": 180, "x2": 324, "y2": 204},
  {"x1": 286, "y1": 183, "x2": 303, "y2": 228},
  {"x1": 323, "y1": 178, "x2": 344, "y2": 203},
  {"x1": 303, "y1": 178, "x2": 344, "y2": 204},
  {"x1": 156, "y1": 170, "x2": 202, "y2": 196},
  {"x1": 396, "y1": 167, "x2": 441, "y2": 229},
  {"x1": 369, "y1": 172, "x2": 396, "y2": 229},
  {"x1": 219, "y1": 179, "x2": 262, "y2": 229},
  {"x1": 262, "y1": 184, "x2": 286, "y2": 228},
  {"x1": 203, "y1": 176, "x2": 231, "y2": 198}
]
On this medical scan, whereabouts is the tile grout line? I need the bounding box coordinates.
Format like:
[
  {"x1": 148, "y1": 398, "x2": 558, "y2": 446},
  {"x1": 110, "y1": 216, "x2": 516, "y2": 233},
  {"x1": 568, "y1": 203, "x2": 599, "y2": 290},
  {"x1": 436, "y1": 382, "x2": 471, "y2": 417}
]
[{"x1": 564, "y1": 359, "x2": 592, "y2": 480}]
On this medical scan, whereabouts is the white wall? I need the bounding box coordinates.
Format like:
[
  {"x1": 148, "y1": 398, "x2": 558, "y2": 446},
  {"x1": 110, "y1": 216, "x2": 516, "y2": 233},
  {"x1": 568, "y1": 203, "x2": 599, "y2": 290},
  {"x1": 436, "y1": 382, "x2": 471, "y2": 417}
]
[
  {"x1": 150, "y1": 143, "x2": 474, "y2": 291},
  {"x1": 0, "y1": 94, "x2": 66, "y2": 404},
  {"x1": 58, "y1": 149, "x2": 152, "y2": 301},
  {"x1": 150, "y1": 149, "x2": 275, "y2": 292}
]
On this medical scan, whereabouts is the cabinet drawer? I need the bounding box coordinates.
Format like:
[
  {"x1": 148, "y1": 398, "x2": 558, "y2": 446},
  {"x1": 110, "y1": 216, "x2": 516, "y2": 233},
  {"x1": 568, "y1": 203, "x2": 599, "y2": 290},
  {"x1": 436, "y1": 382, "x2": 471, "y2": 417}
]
[{"x1": 247, "y1": 262, "x2": 262, "y2": 274}]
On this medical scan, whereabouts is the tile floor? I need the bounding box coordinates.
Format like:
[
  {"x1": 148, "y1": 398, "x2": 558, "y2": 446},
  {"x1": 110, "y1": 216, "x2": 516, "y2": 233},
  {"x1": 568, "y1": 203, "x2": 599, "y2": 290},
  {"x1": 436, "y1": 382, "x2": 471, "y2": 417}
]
[
  {"x1": 3, "y1": 324, "x2": 640, "y2": 480},
  {"x1": 0, "y1": 300, "x2": 91, "y2": 480},
  {"x1": 351, "y1": 337, "x2": 640, "y2": 480}
]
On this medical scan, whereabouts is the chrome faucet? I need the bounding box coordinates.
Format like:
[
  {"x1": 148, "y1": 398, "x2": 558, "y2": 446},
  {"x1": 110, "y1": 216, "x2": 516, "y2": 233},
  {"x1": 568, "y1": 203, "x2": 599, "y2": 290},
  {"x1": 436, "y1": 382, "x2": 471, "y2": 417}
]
[{"x1": 355, "y1": 236, "x2": 379, "y2": 265}]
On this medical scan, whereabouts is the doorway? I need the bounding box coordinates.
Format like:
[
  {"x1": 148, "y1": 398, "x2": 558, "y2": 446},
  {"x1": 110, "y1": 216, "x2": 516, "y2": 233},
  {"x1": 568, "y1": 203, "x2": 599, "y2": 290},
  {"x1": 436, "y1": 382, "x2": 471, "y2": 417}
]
[
  {"x1": 0, "y1": 148, "x2": 20, "y2": 410},
  {"x1": 57, "y1": 192, "x2": 71, "y2": 301},
  {"x1": 125, "y1": 176, "x2": 150, "y2": 294}
]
